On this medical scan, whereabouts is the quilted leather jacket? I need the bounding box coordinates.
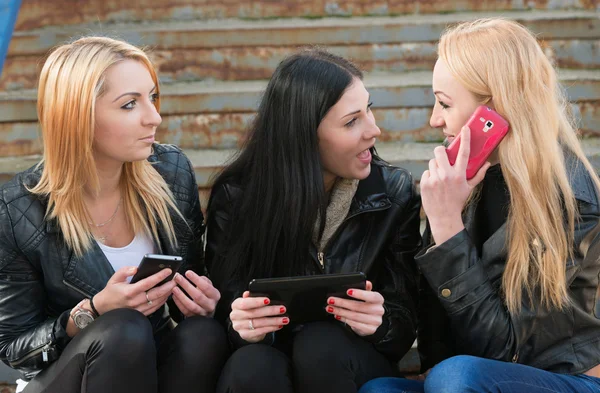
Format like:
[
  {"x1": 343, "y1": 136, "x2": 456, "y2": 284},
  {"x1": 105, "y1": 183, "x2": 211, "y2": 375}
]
[{"x1": 0, "y1": 144, "x2": 205, "y2": 380}]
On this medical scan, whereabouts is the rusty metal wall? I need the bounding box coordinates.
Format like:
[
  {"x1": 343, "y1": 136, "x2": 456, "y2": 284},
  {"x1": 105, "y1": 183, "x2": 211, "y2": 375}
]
[
  {"x1": 14, "y1": 0, "x2": 599, "y2": 31},
  {"x1": 4, "y1": 38, "x2": 599, "y2": 91},
  {"x1": 3, "y1": 102, "x2": 598, "y2": 157}
]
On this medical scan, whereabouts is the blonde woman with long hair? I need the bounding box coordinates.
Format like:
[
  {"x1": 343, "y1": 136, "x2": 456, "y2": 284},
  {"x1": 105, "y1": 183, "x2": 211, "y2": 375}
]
[
  {"x1": 0, "y1": 37, "x2": 229, "y2": 393},
  {"x1": 360, "y1": 18, "x2": 600, "y2": 393}
]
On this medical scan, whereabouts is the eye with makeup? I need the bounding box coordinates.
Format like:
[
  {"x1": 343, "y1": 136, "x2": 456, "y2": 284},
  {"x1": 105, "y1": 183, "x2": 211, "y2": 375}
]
[
  {"x1": 120, "y1": 93, "x2": 160, "y2": 110},
  {"x1": 344, "y1": 102, "x2": 373, "y2": 128},
  {"x1": 438, "y1": 100, "x2": 450, "y2": 109},
  {"x1": 121, "y1": 100, "x2": 136, "y2": 110}
]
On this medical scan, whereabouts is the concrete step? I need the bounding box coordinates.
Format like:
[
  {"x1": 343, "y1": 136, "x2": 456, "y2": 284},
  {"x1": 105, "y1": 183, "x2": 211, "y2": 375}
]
[
  {"x1": 15, "y1": 0, "x2": 599, "y2": 31},
  {"x1": 1, "y1": 70, "x2": 598, "y2": 157},
  {"x1": 2, "y1": 11, "x2": 598, "y2": 90}
]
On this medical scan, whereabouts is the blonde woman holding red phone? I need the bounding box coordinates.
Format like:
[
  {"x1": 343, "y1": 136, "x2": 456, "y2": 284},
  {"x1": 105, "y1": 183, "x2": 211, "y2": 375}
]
[{"x1": 361, "y1": 18, "x2": 600, "y2": 393}]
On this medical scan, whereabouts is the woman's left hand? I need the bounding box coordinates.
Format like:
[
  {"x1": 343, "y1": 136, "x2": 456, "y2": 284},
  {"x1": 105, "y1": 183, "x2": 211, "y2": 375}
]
[
  {"x1": 172, "y1": 271, "x2": 221, "y2": 317},
  {"x1": 326, "y1": 280, "x2": 385, "y2": 337},
  {"x1": 420, "y1": 126, "x2": 490, "y2": 245}
]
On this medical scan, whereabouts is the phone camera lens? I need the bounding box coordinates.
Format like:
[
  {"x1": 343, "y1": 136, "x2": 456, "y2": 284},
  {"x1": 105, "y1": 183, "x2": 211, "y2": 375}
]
[{"x1": 486, "y1": 121, "x2": 493, "y2": 127}]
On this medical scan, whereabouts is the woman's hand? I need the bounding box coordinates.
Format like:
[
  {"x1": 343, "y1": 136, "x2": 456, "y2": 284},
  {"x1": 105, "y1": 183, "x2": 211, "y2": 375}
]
[
  {"x1": 420, "y1": 126, "x2": 490, "y2": 245},
  {"x1": 230, "y1": 291, "x2": 289, "y2": 343},
  {"x1": 94, "y1": 266, "x2": 177, "y2": 316},
  {"x1": 171, "y1": 271, "x2": 221, "y2": 317},
  {"x1": 326, "y1": 280, "x2": 385, "y2": 337}
]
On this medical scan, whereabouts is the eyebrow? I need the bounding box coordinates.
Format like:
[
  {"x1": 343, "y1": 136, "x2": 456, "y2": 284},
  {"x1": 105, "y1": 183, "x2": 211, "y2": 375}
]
[
  {"x1": 112, "y1": 86, "x2": 157, "y2": 103},
  {"x1": 434, "y1": 90, "x2": 452, "y2": 100},
  {"x1": 341, "y1": 95, "x2": 371, "y2": 119}
]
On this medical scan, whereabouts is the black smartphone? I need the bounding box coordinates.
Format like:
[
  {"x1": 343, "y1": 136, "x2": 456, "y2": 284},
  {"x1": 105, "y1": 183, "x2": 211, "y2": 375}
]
[
  {"x1": 130, "y1": 254, "x2": 183, "y2": 287},
  {"x1": 248, "y1": 272, "x2": 367, "y2": 324}
]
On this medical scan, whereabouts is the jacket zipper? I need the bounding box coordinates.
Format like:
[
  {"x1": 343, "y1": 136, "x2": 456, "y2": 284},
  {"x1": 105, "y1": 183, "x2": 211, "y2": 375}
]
[
  {"x1": 10, "y1": 281, "x2": 89, "y2": 368},
  {"x1": 316, "y1": 205, "x2": 390, "y2": 269},
  {"x1": 62, "y1": 279, "x2": 93, "y2": 298},
  {"x1": 8, "y1": 342, "x2": 53, "y2": 367},
  {"x1": 512, "y1": 351, "x2": 519, "y2": 363}
]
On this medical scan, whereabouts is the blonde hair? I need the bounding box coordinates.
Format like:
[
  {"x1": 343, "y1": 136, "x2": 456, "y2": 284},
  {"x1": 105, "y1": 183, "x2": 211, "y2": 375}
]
[
  {"x1": 438, "y1": 18, "x2": 600, "y2": 314},
  {"x1": 31, "y1": 36, "x2": 181, "y2": 256}
]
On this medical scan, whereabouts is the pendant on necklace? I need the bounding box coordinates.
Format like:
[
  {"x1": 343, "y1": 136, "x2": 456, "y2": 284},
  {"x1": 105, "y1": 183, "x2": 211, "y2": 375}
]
[{"x1": 98, "y1": 236, "x2": 107, "y2": 244}]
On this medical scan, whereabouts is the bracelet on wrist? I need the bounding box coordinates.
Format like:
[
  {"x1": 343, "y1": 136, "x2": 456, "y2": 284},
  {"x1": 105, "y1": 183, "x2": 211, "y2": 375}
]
[{"x1": 89, "y1": 296, "x2": 100, "y2": 317}]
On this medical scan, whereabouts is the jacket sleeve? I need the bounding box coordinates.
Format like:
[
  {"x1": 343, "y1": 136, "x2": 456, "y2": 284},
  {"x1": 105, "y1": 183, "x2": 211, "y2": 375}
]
[
  {"x1": 415, "y1": 197, "x2": 600, "y2": 364},
  {"x1": 416, "y1": 222, "x2": 456, "y2": 372},
  {"x1": 204, "y1": 184, "x2": 274, "y2": 349},
  {"x1": 168, "y1": 151, "x2": 206, "y2": 322},
  {"x1": 367, "y1": 179, "x2": 422, "y2": 362},
  {"x1": 0, "y1": 199, "x2": 69, "y2": 374}
]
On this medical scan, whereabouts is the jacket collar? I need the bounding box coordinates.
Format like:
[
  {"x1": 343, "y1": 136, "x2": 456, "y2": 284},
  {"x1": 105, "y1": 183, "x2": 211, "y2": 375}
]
[{"x1": 349, "y1": 162, "x2": 392, "y2": 215}]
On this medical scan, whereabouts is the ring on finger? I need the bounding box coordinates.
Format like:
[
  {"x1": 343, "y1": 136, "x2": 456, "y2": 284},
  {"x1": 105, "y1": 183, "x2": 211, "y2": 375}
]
[
  {"x1": 145, "y1": 291, "x2": 153, "y2": 306},
  {"x1": 248, "y1": 319, "x2": 255, "y2": 330}
]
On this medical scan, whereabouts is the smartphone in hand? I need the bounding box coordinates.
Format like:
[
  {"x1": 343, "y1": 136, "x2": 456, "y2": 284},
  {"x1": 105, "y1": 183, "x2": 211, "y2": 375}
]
[
  {"x1": 130, "y1": 254, "x2": 182, "y2": 287},
  {"x1": 446, "y1": 105, "x2": 510, "y2": 179}
]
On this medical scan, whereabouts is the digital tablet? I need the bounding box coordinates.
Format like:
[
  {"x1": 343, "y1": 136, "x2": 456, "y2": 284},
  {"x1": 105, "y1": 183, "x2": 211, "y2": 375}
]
[{"x1": 248, "y1": 272, "x2": 367, "y2": 324}]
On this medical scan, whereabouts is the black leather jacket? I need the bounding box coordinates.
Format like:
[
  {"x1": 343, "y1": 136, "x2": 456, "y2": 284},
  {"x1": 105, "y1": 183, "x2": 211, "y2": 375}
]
[
  {"x1": 205, "y1": 159, "x2": 422, "y2": 361},
  {"x1": 0, "y1": 144, "x2": 205, "y2": 380},
  {"x1": 417, "y1": 157, "x2": 600, "y2": 375}
]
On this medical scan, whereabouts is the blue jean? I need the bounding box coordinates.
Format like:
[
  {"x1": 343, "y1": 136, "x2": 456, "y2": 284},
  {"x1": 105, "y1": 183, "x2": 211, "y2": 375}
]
[{"x1": 359, "y1": 355, "x2": 600, "y2": 393}]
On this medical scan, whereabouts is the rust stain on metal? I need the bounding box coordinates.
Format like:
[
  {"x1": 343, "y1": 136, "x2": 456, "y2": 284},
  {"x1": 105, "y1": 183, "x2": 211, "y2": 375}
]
[
  {"x1": 0, "y1": 122, "x2": 42, "y2": 157},
  {"x1": 4, "y1": 38, "x2": 596, "y2": 92},
  {"x1": 15, "y1": 0, "x2": 598, "y2": 31},
  {"x1": 8, "y1": 13, "x2": 599, "y2": 57},
  {"x1": 577, "y1": 102, "x2": 600, "y2": 138},
  {"x1": 0, "y1": 55, "x2": 45, "y2": 91},
  {"x1": 148, "y1": 43, "x2": 439, "y2": 83},
  {"x1": 155, "y1": 113, "x2": 254, "y2": 149}
]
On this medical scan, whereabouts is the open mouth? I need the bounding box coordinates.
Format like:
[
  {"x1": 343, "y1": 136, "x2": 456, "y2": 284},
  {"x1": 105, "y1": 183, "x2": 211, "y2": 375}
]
[
  {"x1": 443, "y1": 134, "x2": 455, "y2": 147},
  {"x1": 357, "y1": 148, "x2": 372, "y2": 163}
]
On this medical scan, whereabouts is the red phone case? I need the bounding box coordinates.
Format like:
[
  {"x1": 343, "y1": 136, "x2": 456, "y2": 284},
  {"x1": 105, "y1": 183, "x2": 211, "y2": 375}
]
[{"x1": 446, "y1": 105, "x2": 509, "y2": 179}]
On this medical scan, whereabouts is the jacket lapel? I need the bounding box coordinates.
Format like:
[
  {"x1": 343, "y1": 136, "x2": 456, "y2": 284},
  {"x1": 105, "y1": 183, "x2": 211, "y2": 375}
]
[{"x1": 63, "y1": 241, "x2": 115, "y2": 297}]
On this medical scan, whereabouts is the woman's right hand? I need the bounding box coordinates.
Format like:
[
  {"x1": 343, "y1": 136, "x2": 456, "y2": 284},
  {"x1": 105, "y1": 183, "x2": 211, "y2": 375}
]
[
  {"x1": 94, "y1": 266, "x2": 178, "y2": 316},
  {"x1": 230, "y1": 291, "x2": 289, "y2": 343}
]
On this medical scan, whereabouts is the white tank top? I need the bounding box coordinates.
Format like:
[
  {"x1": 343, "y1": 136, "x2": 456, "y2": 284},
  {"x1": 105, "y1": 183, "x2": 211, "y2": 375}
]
[{"x1": 97, "y1": 232, "x2": 155, "y2": 277}]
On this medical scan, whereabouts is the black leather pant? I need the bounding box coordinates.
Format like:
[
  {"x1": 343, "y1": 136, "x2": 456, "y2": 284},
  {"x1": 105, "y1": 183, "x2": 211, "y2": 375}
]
[
  {"x1": 216, "y1": 321, "x2": 397, "y2": 393},
  {"x1": 23, "y1": 308, "x2": 229, "y2": 393}
]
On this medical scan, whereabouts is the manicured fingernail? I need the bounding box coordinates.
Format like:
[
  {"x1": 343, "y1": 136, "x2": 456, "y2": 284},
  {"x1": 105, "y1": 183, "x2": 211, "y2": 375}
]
[
  {"x1": 174, "y1": 273, "x2": 181, "y2": 280},
  {"x1": 282, "y1": 318, "x2": 289, "y2": 324},
  {"x1": 335, "y1": 315, "x2": 342, "y2": 320},
  {"x1": 328, "y1": 298, "x2": 335, "y2": 305},
  {"x1": 280, "y1": 307, "x2": 286, "y2": 314},
  {"x1": 264, "y1": 299, "x2": 270, "y2": 305},
  {"x1": 327, "y1": 306, "x2": 334, "y2": 313},
  {"x1": 279, "y1": 325, "x2": 283, "y2": 329},
  {"x1": 347, "y1": 289, "x2": 354, "y2": 296}
]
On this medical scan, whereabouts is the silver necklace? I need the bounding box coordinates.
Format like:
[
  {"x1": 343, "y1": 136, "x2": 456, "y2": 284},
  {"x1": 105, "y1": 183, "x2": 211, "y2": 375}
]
[{"x1": 91, "y1": 198, "x2": 122, "y2": 227}]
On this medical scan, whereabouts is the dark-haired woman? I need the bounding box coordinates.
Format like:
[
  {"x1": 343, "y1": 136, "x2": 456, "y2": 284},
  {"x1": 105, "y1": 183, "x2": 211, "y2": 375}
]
[{"x1": 205, "y1": 49, "x2": 422, "y2": 393}]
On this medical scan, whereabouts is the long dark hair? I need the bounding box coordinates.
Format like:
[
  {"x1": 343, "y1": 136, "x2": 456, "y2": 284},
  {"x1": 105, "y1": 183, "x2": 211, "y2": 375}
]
[{"x1": 208, "y1": 48, "x2": 363, "y2": 284}]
